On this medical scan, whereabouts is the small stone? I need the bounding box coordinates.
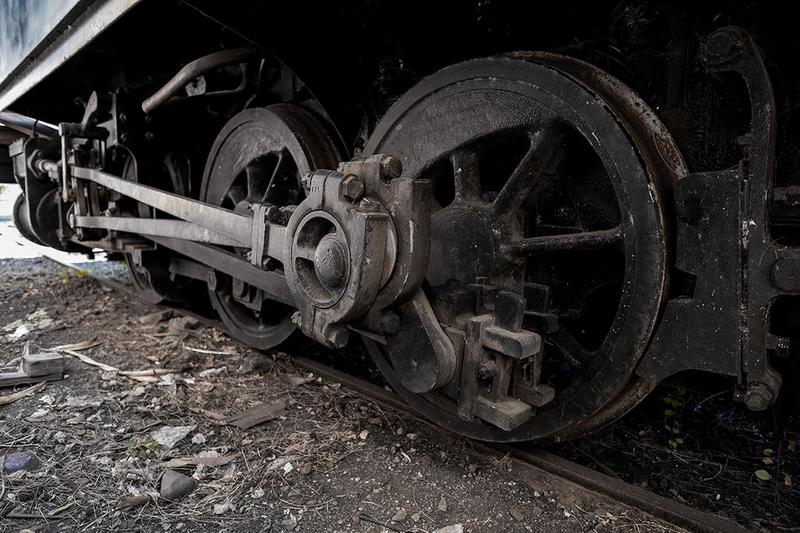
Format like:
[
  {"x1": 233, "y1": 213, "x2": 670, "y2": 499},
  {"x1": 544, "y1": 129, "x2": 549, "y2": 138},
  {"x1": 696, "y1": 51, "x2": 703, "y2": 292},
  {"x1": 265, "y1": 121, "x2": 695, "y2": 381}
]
[
  {"x1": 510, "y1": 507, "x2": 524, "y2": 521},
  {"x1": 167, "y1": 316, "x2": 201, "y2": 334},
  {"x1": 391, "y1": 508, "x2": 407, "y2": 522},
  {"x1": 396, "y1": 427, "x2": 405, "y2": 436},
  {"x1": 191, "y1": 433, "x2": 206, "y2": 445},
  {"x1": 213, "y1": 502, "x2": 234, "y2": 515},
  {"x1": 138, "y1": 309, "x2": 174, "y2": 326},
  {"x1": 151, "y1": 425, "x2": 195, "y2": 449},
  {"x1": 251, "y1": 488, "x2": 265, "y2": 499},
  {"x1": 433, "y1": 525, "x2": 464, "y2": 533},
  {"x1": 2, "y1": 451, "x2": 40, "y2": 473},
  {"x1": 282, "y1": 512, "x2": 298, "y2": 531},
  {"x1": 437, "y1": 496, "x2": 447, "y2": 513},
  {"x1": 53, "y1": 431, "x2": 67, "y2": 444},
  {"x1": 238, "y1": 353, "x2": 274, "y2": 374},
  {"x1": 359, "y1": 430, "x2": 369, "y2": 440},
  {"x1": 38, "y1": 393, "x2": 55, "y2": 405},
  {"x1": 160, "y1": 469, "x2": 196, "y2": 501},
  {"x1": 533, "y1": 490, "x2": 541, "y2": 498},
  {"x1": 411, "y1": 512, "x2": 421, "y2": 523},
  {"x1": 118, "y1": 494, "x2": 150, "y2": 510}
]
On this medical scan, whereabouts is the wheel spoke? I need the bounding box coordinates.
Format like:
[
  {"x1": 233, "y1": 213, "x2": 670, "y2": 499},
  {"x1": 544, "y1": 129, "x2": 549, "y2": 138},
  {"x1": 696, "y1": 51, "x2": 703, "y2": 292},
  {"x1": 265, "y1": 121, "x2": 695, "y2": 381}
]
[
  {"x1": 265, "y1": 150, "x2": 296, "y2": 202},
  {"x1": 504, "y1": 226, "x2": 623, "y2": 256},
  {"x1": 246, "y1": 161, "x2": 269, "y2": 201},
  {"x1": 226, "y1": 185, "x2": 247, "y2": 205},
  {"x1": 492, "y1": 123, "x2": 564, "y2": 214},
  {"x1": 548, "y1": 330, "x2": 595, "y2": 368},
  {"x1": 450, "y1": 147, "x2": 482, "y2": 202}
]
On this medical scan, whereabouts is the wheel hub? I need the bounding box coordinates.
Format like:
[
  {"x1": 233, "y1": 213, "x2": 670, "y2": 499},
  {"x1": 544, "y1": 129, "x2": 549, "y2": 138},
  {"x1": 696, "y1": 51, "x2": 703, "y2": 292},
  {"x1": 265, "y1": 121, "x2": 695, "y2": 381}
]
[
  {"x1": 200, "y1": 104, "x2": 340, "y2": 349},
  {"x1": 428, "y1": 206, "x2": 499, "y2": 287}
]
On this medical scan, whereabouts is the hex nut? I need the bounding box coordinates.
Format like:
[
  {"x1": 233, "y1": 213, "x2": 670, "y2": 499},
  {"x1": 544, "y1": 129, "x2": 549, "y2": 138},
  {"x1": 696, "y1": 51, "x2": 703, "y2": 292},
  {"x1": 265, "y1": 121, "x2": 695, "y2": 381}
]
[
  {"x1": 379, "y1": 155, "x2": 403, "y2": 181},
  {"x1": 340, "y1": 174, "x2": 365, "y2": 201},
  {"x1": 744, "y1": 382, "x2": 773, "y2": 411}
]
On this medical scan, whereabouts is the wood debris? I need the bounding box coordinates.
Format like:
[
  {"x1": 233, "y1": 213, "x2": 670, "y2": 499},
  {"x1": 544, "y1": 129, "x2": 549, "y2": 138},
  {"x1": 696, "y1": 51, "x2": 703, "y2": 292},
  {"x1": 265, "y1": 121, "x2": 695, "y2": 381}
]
[{"x1": 225, "y1": 399, "x2": 287, "y2": 429}]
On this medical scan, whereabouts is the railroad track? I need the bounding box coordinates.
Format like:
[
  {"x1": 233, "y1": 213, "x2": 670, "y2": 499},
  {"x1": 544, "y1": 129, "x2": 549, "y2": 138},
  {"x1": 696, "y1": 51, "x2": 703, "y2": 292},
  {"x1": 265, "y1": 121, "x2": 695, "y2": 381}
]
[{"x1": 43, "y1": 252, "x2": 751, "y2": 533}]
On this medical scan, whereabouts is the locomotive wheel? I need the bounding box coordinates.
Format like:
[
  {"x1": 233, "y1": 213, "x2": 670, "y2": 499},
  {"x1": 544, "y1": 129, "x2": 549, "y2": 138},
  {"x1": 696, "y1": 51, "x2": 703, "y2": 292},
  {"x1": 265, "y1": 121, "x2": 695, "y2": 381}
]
[
  {"x1": 364, "y1": 54, "x2": 686, "y2": 442},
  {"x1": 201, "y1": 104, "x2": 340, "y2": 349}
]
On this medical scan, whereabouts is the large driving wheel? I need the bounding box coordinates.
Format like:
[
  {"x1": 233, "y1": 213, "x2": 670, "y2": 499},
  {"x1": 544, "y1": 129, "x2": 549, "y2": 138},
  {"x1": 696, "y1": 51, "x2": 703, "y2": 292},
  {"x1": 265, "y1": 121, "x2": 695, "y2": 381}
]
[
  {"x1": 364, "y1": 54, "x2": 686, "y2": 441},
  {"x1": 201, "y1": 104, "x2": 340, "y2": 349}
]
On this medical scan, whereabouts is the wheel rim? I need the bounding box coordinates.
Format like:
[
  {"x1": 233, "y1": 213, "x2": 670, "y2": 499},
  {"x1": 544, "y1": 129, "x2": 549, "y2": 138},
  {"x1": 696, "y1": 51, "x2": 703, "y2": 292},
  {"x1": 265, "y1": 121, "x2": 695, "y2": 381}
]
[
  {"x1": 201, "y1": 104, "x2": 340, "y2": 349},
  {"x1": 364, "y1": 55, "x2": 682, "y2": 441}
]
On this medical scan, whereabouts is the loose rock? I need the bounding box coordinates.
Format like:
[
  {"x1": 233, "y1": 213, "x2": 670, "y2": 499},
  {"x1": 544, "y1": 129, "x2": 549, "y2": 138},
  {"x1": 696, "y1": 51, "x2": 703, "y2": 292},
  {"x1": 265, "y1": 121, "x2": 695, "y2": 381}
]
[
  {"x1": 213, "y1": 502, "x2": 235, "y2": 515},
  {"x1": 167, "y1": 316, "x2": 201, "y2": 333},
  {"x1": 433, "y1": 525, "x2": 464, "y2": 533},
  {"x1": 151, "y1": 425, "x2": 196, "y2": 449},
  {"x1": 2, "y1": 451, "x2": 40, "y2": 473},
  {"x1": 238, "y1": 353, "x2": 274, "y2": 374},
  {"x1": 437, "y1": 495, "x2": 448, "y2": 512},
  {"x1": 137, "y1": 309, "x2": 174, "y2": 326},
  {"x1": 391, "y1": 508, "x2": 407, "y2": 522},
  {"x1": 160, "y1": 469, "x2": 197, "y2": 501}
]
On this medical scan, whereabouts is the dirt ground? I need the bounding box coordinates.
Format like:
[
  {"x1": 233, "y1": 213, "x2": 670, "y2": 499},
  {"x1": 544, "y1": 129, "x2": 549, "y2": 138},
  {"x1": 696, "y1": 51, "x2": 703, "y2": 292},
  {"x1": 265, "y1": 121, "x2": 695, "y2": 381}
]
[{"x1": 0, "y1": 257, "x2": 685, "y2": 532}]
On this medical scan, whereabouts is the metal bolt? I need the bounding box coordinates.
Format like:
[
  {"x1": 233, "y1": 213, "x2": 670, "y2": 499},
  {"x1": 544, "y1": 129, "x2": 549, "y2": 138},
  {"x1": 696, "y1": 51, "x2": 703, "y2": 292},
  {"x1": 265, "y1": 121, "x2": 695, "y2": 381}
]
[
  {"x1": 379, "y1": 155, "x2": 403, "y2": 182},
  {"x1": 744, "y1": 382, "x2": 773, "y2": 411},
  {"x1": 340, "y1": 174, "x2": 365, "y2": 201},
  {"x1": 478, "y1": 361, "x2": 497, "y2": 380},
  {"x1": 265, "y1": 205, "x2": 282, "y2": 223},
  {"x1": 291, "y1": 311, "x2": 303, "y2": 328},
  {"x1": 279, "y1": 205, "x2": 296, "y2": 222},
  {"x1": 703, "y1": 29, "x2": 741, "y2": 66},
  {"x1": 358, "y1": 197, "x2": 381, "y2": 212},
  {"x1": 232, "y1": 278, "x2": 248, "y2": 298},
  {"x1": 206, "y1": 270, "x2": 217, "y2": 291},
  {"x1": 325, "y1": 327, "x2": 349, "y2": 349},
  {"x1": 300, "y1": 173, "x2": 312, "y2": 193}
]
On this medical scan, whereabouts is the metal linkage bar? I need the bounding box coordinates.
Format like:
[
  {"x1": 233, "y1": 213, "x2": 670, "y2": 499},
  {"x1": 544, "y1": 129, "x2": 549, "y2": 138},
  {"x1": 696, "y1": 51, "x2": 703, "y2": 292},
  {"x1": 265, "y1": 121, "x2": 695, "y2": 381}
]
[
  {"x1": 70, "y1": 166, "x2": 253, "y2": 244},
  {"x1": 503, "y1": 227, "x2": 623, "y2": 256},
  {"x1": 75, "y1": 216, "x2": 245, "y2": 247},
  {"x1": 149, "y1": 236, "x2": 294, "y2": 306}
]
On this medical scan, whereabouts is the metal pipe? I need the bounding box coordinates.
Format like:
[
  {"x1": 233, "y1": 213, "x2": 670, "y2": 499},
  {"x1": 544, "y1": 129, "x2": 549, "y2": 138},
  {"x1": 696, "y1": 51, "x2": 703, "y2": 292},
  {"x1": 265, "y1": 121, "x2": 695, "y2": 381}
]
[
  {"x1": 0, "y1": 110, "x2": 59, "y2": 137},
  {"x1": 141, "y1": 48, "x2": 255, "y2": 113}
]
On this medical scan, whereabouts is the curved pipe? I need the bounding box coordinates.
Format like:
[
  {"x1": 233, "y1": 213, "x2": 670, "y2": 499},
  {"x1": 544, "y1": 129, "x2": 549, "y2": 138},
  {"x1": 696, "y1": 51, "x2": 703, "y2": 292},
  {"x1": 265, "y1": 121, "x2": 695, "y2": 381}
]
[
  {"x1": 141, "y1": 48, "x2": 256, "y2": 114},
  {"x1": 0, "y1": 110, "x2": 59, "y2": 138}
]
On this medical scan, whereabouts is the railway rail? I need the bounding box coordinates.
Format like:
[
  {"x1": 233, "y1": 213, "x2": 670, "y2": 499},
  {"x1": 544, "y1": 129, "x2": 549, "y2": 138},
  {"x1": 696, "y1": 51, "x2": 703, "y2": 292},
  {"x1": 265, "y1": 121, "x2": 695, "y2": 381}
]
[{"x1": 41, "y1": 250, "x2": 751, "y2": 533}]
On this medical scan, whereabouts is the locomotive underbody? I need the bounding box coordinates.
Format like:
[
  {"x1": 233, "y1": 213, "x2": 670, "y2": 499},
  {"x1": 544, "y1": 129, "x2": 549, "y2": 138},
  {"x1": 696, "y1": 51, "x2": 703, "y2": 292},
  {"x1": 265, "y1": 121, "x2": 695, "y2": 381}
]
[{"x1": 1, "y1": 0, "x2": 799, "y2": 442}]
